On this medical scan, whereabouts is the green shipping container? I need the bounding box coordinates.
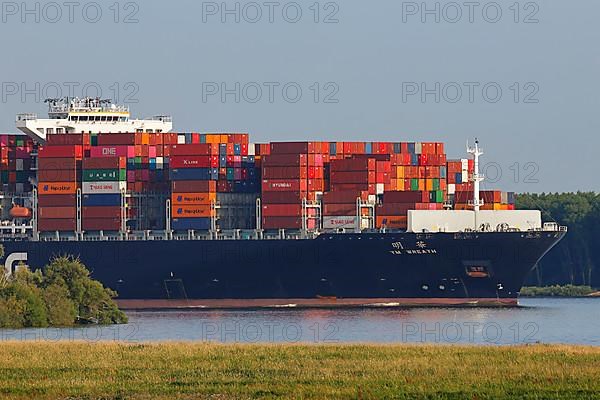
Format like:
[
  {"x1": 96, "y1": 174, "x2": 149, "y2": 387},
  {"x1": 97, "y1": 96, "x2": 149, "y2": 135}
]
[
  {"x1": 83, "y1": 169, "x2": 126, "y2": 182},
  {"x1": 91, "y1": 134, "x2": 98, "y2": 146},
  {"x1": 430, "y1": 190, "x2": 444, "y2": 203},
  {"x1": 410, "y1": 178, "x2": 419, "y2": 191},
  {"x1": 432, "y1": 178, "x2": 440, "y2": 191}
]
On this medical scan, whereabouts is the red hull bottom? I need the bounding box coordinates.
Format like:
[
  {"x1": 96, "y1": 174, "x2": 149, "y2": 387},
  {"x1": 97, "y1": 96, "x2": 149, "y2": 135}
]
[{"x1": 117, "y1": 297, "x2": 518, "y2": 310}]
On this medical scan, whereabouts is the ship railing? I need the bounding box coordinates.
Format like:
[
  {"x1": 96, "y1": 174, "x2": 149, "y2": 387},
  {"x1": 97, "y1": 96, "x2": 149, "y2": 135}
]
[
  {"x1": 151, "y1": 115, "x2": 172, "y2": 122},
  {"x1": 16, "y1": 113, "x2": 37, "y2": 122},
  {"x1": 6, "y1": 228, "x2": 324, "y2": 242}
]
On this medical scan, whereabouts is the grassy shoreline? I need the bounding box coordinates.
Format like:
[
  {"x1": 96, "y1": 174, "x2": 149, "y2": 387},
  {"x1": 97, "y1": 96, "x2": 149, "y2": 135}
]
[
  {"x1": 0, "y1": 342, "x2": 599, "y2": 399},
  {"x1": 519, "y1": 285, "x2": 598, "y2": 297}
]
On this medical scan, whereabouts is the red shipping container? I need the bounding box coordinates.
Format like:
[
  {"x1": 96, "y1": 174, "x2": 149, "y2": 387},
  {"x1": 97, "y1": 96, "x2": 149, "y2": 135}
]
[
  {"x1": 262, "y1": 179, "x2": 307, "y2": 192},
  {"x1": 262, "y1": 204, "x2": 302, "y2": 217},
  {"x1": 262, "y1": 154, "x2": 307, "y2": 167},
  {"x1": 170, "y1": 144, "x2": 212, "y2": 156},
  {"x1": 97, "y1": 133, "x2": 136, "y2": 145},
  {"x1": 383, "y1": 191, "x2": 428, "y2": 203},
  {"x1": 169, "y1": 155, "x2": 212, "y2": 168},
  {"x1": 269, "y1": 142, "x2": 310, "y2": 154},
  {"x1": 323, "y1": 190, "x2": 368, "y2": 204},
  {"x1": 38, "y1": 169, "x2": 77, "y2": 182},
  {"x1": 82, "y1": 206, "x2": 122, "y2": 219},
  {"x1": 377, "y1": 203, "x2": 415, "y2": 215},
  {"x1": 38, "y1": 218, "x2": 76, "y2": 231},
  {"x1": 46, "y1": 133, "x2": 87, "y2": 145},
  {"x1": 261, "y1": 191, "x2": 305, "y2": 204},
  {"x1": 330, "y1": 171, "x2": 375, "y2": 184},
  {"x1": 330, "y1": 158, "x2": 374, "y2": 172},
  {"x1": 82, "y1": 157, "x2": 126, "y2": 170},
  {"x1": 38, "y1": 206, "x2": 76, "y2": 219},
  {"x1": 262, "y1": 166, "x2": 307, "y2": 179},
  {"x1": 82, "y1": 218, "x2": 121, "y2": 231},
  {"x1": 38, "y1": 157, "x2": 78, "y2": 170},
  {"x1": 37, "y1": 194, "x2": 77, "y2": 207},
  {"x1": 171, "y1": 180, "x2": 216, "y2": 193},
  {"x1": 323, "y1": 204, "x2": 356, "y2": 216},
  {"x1": 330, "y1": 183, "x2": 374, "y2": 192},
  {"x1": 262, "y1": 216, "x2": 302, "y2": 229},
  {"x1": 38, "y1": 145, "x2": 83, "y2": 159}
]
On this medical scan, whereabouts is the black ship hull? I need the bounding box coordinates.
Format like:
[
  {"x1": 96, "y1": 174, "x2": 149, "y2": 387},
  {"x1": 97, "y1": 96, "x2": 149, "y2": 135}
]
[{"x1": 1, "y1": 230, "x2": 565, "y2": 308}]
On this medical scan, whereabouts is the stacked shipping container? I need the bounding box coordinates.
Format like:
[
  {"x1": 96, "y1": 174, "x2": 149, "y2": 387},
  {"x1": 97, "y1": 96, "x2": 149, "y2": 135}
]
[
  {"x1": 261, "y1": 142, "x2": 325, "y2": 229},
  {"x1": 0, "y1": 134, "x2": 35, "y2": 194},
  {"x1": 37, "y1": 134, "x2": 83, "y2": 231},
  {"x1": 0, "y1": 132, "x2": 518, "y2": 232}
]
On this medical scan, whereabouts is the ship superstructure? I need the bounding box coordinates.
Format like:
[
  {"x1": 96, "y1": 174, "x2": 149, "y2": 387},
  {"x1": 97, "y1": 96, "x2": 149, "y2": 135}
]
[{"x1": 16, "y1": 97, "x2": 172, "y2": 143}]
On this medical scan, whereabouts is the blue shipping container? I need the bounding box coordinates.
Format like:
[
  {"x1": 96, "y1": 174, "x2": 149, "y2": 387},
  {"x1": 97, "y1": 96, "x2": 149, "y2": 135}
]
[
  {"x1": 407, "y1": 142, "x2": 415, "y2": 153},
  {"x1": 82, "y1": 194, "x2": 121, "y2": 207},
  {"x1": 172, "y1": 218, "x2": 211, "y2": 231},
  {"x1": 440, "y1": 166, "x2": 447, "y2": 179},
  {"x1": 170, "y1": 168, "x2": 211, "y2": 181},
  {"x1": 455, "y1": 172, "x2": 462, "y2": 184}
]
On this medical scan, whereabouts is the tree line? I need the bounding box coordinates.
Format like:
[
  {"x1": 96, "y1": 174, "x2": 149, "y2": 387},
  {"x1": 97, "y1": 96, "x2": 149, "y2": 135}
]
[{"x1": 516, "y1": 192, "x2": 600, "y2": 287}]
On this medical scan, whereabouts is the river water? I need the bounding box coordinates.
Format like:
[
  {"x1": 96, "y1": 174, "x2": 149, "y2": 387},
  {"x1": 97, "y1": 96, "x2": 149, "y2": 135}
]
[{"x1": 1, "y1": 298, "x2": 598, "y2": 345}]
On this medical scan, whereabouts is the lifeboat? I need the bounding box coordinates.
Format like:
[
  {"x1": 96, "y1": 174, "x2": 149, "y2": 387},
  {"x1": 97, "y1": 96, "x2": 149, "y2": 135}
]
[{"x1": 9, "y1": 205, "x2": 32, "y2": 219}]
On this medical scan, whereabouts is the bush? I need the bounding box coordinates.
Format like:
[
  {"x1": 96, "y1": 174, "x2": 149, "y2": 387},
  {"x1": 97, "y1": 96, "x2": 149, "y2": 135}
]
[
  {"x1": 520, "y1": 285, "x2": 596, "y2": 297},
  {"x1": 0, "y1": 249, "x2": 127, "y2": 328}
]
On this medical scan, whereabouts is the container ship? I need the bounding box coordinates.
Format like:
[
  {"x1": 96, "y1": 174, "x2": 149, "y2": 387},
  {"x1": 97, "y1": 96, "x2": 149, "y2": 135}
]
[{"x1": 0, "y1": 98, "x2": 566, "y2": 308}]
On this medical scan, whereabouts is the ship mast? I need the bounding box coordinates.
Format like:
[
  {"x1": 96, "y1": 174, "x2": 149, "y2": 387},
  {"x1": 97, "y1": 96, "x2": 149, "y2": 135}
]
[{"x1": 467, "y1": 139, "x2": 484, "y2": 230}]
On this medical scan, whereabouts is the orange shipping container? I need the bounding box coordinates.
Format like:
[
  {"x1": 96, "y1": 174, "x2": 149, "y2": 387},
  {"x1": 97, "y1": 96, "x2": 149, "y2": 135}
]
[
  {"x1": 38, "y1": 182, "x2": 78, "y2": 195},
  {"x1": 171, "y1": 192, "x2": 216, "y2": 205},
  {"x1": 376, "y1": 215, "x2": 407, "y2": 229},
  {"x1": 171, "y1": 205, "x2": 212, "y2": 218}
]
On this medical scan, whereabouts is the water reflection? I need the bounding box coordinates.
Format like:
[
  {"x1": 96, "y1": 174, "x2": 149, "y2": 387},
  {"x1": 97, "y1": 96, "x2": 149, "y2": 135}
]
[{"x1": 1, "y1": 298, "x2": 598, "y2": 345}]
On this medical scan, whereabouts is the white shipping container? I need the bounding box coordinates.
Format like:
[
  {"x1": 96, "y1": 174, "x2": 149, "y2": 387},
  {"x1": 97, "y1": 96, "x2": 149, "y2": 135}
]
[
  {"x1": 376, "y1": 183, "x2": 384, "y2": 195},
  {"x1": 407, "y1": 210, "x2": 542, "y2": 232},
  {"x1": 408, "y1": 210, "x2": 474, "y2": 232},
  {"x1": 16, "y1": 159, "x2": 23, "y2": 171},
  {"x1": 83, "y1": 181, "x2": 126, "y2": 194},
  {"x1": 323, "y1": 216, "x2": 357, "y2": 229},
  {"x1": 462, "y1": 171, "x2": 469, "y2": 182},
  {"x1": 448, "y1": 183, "x2": 456, "y2": 195},
  {"x1": 367, "y1": 194, "x2": 376, "y2": 203},
  {"x1": 177, "y1": 134, "x2": 186, "y2": 144},
  {"x1": 415, "y1": 142, "x2": 422, "y2": 154},
  {"x1": 478, "y1": 210, "x2": 542, "y2": 231},
  {"x1": 461, "y1": 159, "x2": 469, "y2": 170},
  {"x1": 248, "y1": 143, "x2": 256, "y2": 156}
]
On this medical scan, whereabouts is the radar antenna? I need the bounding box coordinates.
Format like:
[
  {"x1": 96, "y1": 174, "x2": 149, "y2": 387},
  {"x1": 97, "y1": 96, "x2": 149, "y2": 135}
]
[{"x1": 467, "y1": 139, "x2": 484, "y2": 230}]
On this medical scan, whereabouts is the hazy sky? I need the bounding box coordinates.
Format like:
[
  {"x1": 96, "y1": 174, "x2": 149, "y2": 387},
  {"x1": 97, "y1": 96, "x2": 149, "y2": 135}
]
[{"x1": 0, "y1": 0, "x2": 597, "y2": 192}]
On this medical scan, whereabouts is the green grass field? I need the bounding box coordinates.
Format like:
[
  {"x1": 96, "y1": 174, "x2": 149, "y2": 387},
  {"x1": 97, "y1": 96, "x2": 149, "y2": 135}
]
[{"x1": 1, "y1": 342, "x2": 599, "y2": 399}]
